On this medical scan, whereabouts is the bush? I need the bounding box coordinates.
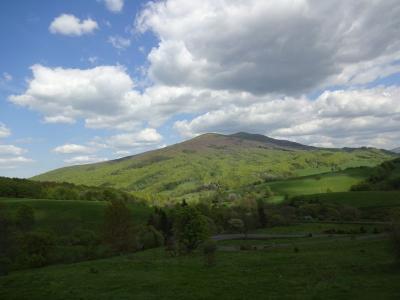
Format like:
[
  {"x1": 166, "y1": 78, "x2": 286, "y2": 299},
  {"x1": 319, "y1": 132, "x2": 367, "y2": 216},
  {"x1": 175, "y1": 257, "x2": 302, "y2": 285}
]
[
  {"x1": 16, "y1": 204, "x2": 35, "y2": 231},
  {"x1": 203, "y1": 240, "x2": 217, "y2": 266},
  {"x1": 391, "y1": 223, "x2": 400, "y2": 263},
  {"x1": 228, "y1": 218, "x2": 245, "y2": 233},
  {"x1": 18, "y1": 231, "x2": 55, "y2": 268},
  {"x1": 137, "y1": 225, "x2": 164, "y2": 250}
]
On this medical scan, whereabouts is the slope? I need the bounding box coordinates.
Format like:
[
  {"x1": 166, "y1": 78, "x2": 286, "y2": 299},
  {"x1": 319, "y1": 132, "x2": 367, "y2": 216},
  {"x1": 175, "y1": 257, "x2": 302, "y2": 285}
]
[{"x1": 32, "y1": 133, "x2": 395, "y2": 200}]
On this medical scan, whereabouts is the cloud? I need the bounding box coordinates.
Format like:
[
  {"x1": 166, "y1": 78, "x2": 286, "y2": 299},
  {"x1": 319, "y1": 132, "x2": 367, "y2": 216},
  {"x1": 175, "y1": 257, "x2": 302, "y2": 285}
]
[
  {"x1": 0, "y1": 123, "x2": 11, "y2": 138},
  {"x1": 88, "y1": 56, "x2": 99, "y2": 65},
  {"x1": 108, "y1": 36, "x2": 131, "y2": 50},
  {"x1": 174, "y1": 85, "x2": 400, "y2": 149},
  {"x1": 64, "y1": 155, "x2": 107, "y2": 165},
  {"x1": 103, "y1": 0, "x2": 124, "y2": 13},
  {"x1": 10, "y1": 63, "x2": 400, "y2": 149},
  {"x1": 136, "y1": 0, "x2": 400, "y2": 95},
  {"x1": 9, "y1": 64, "x2": 134, "y2": 126},
  {"x1": 53, "y1": 144, "x2": 95, "y2": 154},
  {"x1": 0, "y1": 142, "x2": 33, "y2": 169},
  {"x1": 2, "y1": 72, "x2": 12, "y2": 82},
  {"x1": 0, "y1": 156, "x2": 34, "y2": 169},
  {"x1": 49, "y1": 14, "x2": 98, "y2": 36},
  {"x1": 0, "y1": 145, "x2": 26, "y2": 156},
  {"x1": 105, "y1": 128, "x2": 162, "y2": 149}
]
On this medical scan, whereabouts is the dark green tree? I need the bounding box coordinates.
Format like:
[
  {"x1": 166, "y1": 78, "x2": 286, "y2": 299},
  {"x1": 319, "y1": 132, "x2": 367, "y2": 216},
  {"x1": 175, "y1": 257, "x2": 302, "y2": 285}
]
[
  {"x1": 103, "y1": 200, "x2": 135, "y2": 252},
  {"x1": 257, "y1": 199, "x2": 267, "y2": 228},
  {"x1": 173, "y1": 206, "x2": 209, "y2": 253}
]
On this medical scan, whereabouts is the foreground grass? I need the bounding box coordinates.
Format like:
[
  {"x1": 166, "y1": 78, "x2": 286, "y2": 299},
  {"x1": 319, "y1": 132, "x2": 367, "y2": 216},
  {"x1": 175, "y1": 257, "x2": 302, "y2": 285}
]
[{"x1": 0, "y1": 239, "x2": 399, "y2": 299}]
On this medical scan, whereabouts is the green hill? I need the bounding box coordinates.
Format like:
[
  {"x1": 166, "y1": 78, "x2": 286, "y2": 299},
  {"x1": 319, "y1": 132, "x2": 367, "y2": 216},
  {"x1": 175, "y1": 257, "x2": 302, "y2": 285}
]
[
  {"x1": 351, "y1": 158, "x2": 400, "y2": 191},
  {"x1": 33, "y1": 133, "x2": 395, "y2": 201}
]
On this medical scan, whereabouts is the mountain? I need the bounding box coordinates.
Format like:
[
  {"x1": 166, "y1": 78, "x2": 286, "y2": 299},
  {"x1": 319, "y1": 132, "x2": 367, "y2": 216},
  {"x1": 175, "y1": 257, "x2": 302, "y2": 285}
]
[
  {"x1": 391, "y1": 147, "x2": 400, "y2": 153},
  {"x1": 33, "y1": 132, "x2": 395, "y2": 201}
]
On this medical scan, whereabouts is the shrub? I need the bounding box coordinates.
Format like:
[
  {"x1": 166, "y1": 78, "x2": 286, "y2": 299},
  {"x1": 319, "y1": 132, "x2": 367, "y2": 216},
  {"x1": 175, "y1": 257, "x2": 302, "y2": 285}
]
[
  {"x1": 391, "y1": 223, "x2": 400, "y2": 263},
  {"x1": 137, "y1": 225, "x2": 164, "y2": 250},
  {"x1": 16, "y1": 204, "x2": 35, "y2": 231},
  {"x1": 228, "y1": 218, "x2": 245, "y2": 234},
  {"x1": 0, "y1": 257, "x2": 11, "y2": 276},
  {"x1": 203, "y1": 239, "x2": 217, "y2": 266},
  {"x1": 18, "y1": 231, "x2": 55, "y2": 268}
]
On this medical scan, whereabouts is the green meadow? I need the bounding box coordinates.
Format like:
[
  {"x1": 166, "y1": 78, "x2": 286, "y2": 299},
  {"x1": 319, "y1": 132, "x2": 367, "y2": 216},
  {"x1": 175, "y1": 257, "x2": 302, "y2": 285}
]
[{"x1": 0, "y1": 238, "x2": 398, "y2": 300}]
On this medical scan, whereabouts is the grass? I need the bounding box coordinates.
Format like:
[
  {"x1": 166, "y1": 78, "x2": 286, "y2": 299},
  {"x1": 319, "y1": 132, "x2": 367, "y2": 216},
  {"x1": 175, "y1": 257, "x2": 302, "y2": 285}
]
[
  {"x1": 0, "y1": 198, "x2": 151, "y2": 234},
  {"x1": 0, "y1": 238, "x2": 398, "y2": 299},
  {"x1": 259, "y1": 167, "x2": 370, "y2": 201},
  {"x1": 293, "y1": 191, "x2": 400, "y2": 208}
]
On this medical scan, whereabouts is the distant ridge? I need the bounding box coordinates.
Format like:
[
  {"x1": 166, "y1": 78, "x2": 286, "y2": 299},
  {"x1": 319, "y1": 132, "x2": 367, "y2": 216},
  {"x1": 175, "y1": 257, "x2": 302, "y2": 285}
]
[
  {"x1": 229, "y1": 132, "x2": 315, "y2": 150},
  {"x1": 391, "y1": 147, "x2": 400, "y2": 154}
]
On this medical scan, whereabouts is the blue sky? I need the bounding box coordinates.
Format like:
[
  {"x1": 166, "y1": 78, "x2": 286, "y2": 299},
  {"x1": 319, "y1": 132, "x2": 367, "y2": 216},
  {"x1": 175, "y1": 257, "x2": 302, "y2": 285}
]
[{"x1": 0, "y1": 0, "x2": 399, "y2": 178}]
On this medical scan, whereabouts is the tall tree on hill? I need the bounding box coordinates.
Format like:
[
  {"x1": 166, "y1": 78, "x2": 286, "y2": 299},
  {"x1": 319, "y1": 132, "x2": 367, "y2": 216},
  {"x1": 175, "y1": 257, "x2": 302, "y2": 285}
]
[{"x1": 103, "y1": 200, "x2": 135, "y2": 253}]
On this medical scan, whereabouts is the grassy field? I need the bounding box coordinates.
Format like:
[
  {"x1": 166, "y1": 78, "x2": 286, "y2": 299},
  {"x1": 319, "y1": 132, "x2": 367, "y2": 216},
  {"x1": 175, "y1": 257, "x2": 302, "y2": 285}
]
[
  {"x1": 0, "y1": 198, "x2": 151, "y2": 234},
  {"x1": 258, "y1": 167, "x2": 370, "y2": 201},
  {"x1": 293, "y1": 191, "x2": 400, "y2": 208},
  {"x1": 0, "y1": 238, "x2": 398, "y2": 299}
]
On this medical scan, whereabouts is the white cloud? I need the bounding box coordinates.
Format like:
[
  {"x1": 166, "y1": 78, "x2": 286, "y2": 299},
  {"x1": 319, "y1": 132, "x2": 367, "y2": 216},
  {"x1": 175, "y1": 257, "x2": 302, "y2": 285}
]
[
  {"x1": 53, "y1": 144, "x2": 95, "y2": 154},
  {"x1": 88, "y1": 56, "x2": 99, "y2": 65},
  {"x1": 9, "y1": 64, "x2": 134, "y2": 126},
  {"x1": 49, "y1": 14, "x2": 98, "y2": 36},
  {"x1": 0, "y1": 156, "x2": 34, "y2": 168},
  {"x1": 108, "y1": 35, "x2": 131, "y2": 50},
  {"x1": 136, "y1": 0, "x2": 400, "y2": 95},
  {"x1": 2, "y1": 72, "x2": 12, "y2": 82},
  {"x1": 106, "y1": 128, "x2": 162, "y2": 149},
  {"x1": 0, "y1": 123, "x2": 11, "y2": 138},
  {"x1": 103, "y1": 0, "x2": 124, "y2": 13},
  {"x1": 64, "y1": 155, "x2": 107, "y2": 165},
  {"x1": 0, "y1": 145, "x2": 26, "y2": 156},
  {"x1": 174, "y1": 86, "x2": 400, "y2": 149}
]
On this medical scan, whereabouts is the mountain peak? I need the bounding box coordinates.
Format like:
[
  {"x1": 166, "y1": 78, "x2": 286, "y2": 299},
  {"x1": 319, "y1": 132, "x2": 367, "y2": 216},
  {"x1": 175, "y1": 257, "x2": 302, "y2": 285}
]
[
  {"x1": 229, "y1": 132, "x2": 315, "y2": 150},
  {"x1": 391, "y1": 147, "x2": 400, "y2": 154}
]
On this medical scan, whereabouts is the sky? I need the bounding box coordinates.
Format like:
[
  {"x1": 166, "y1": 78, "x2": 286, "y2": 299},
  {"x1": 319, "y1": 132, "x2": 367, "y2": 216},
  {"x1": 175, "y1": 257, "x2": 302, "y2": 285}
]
[{"x1": 0, "y1": 0, "x2": 400, "y2": 178}]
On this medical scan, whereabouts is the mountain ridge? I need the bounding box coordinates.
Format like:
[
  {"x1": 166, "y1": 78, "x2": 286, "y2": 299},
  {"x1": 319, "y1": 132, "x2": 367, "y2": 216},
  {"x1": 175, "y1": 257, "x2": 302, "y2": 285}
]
[{"x1": 33, "y1": 132, "x2": 395, "y2": 201}]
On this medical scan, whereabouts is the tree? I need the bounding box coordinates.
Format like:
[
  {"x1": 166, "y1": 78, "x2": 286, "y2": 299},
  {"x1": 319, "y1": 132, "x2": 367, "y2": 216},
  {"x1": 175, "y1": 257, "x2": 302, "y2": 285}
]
[
  {"x1": 203, "y1": 239, "x2": 217, "y2": 266},
  {"x1": 173, "y1": 206, "x2": 209, "y2": 253},
  {"x1": 391, "y1": 222, "x2": 400, "y2": 264},
  {"x1": 16, "y1": 204, "x2": 35, "y2": 231},
  {"x1": 0, "y1": 204, "x2": 13, "y2": 275},
  {"x1": 103, "y1": 200, "x2": 135, "y2": 253},
  {"x1": 257, "y1": 199, "x2": 267, "y2": 228}
]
